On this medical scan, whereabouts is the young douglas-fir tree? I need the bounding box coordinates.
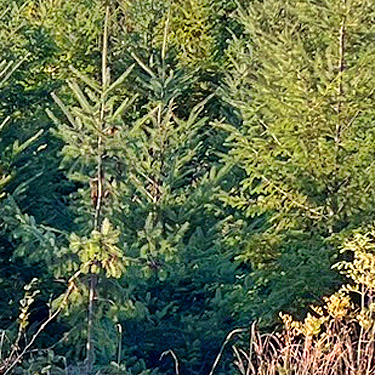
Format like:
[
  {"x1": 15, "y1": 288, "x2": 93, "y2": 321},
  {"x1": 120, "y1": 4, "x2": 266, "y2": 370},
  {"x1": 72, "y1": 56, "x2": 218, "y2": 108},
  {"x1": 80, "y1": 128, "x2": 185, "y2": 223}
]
[{"x1": 220, "y1": 0, "x2": 375, "y2": 322}]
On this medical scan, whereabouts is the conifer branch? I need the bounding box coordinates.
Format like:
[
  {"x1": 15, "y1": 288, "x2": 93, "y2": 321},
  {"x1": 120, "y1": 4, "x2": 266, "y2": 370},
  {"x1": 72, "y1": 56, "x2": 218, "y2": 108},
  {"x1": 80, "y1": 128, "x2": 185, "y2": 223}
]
[{"x1": 262, "y1": 177, "x2": 326, "y2": 220}]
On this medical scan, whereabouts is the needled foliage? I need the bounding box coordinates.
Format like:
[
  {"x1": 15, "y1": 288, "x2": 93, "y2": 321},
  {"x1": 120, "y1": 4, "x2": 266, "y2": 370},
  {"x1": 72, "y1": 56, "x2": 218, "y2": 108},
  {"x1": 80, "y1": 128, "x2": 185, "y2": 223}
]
[
  {"x1": 0, "y1": 2, "x2": 58, "y2": 332},
  {"x1": 2, "y1": 0, "x2": 375, "y2": 374},
  {"x1": 221, "y1": 0, "x2": 375, "y2": 323},
  {"x1": 37, "y1": 5, "x2": 243, "y2": 373}
]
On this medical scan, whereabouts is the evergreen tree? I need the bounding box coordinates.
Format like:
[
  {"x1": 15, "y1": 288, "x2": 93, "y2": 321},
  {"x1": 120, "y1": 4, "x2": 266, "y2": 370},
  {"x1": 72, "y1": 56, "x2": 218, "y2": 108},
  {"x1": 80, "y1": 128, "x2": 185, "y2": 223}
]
[
  {"x1": 0, "y1": 0, "x2": 248, "y2": 373},
  {"x1": 48, "y1": 3, "x2": 243, "y2": 372},
  {"x1": 0, "y1": 2, "x2": 54, "y2": 330},
  {"x1": 221, "y1": 0, "x2": 375, "y2": 323}
]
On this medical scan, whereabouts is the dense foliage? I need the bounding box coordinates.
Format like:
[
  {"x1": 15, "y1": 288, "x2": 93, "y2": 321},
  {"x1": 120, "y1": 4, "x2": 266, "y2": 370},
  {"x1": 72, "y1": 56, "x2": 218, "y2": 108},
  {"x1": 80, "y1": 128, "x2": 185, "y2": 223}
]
[{"x1": 1, "y1": 0, "x2": 375, "y2": 374}]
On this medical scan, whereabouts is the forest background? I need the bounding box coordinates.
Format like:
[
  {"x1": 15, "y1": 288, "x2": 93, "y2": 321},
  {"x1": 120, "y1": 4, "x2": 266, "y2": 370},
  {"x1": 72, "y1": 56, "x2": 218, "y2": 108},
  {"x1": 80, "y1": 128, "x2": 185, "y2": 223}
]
[{"x1": 1, "y1": 0, "x2": 375, "y2": 374}]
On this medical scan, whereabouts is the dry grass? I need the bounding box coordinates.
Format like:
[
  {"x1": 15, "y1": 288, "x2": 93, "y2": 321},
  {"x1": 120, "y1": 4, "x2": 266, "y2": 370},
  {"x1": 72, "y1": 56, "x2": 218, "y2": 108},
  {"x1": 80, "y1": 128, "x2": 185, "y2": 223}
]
[{"x1": 231, "y1": 321, "x2": 375, "y2": 375}]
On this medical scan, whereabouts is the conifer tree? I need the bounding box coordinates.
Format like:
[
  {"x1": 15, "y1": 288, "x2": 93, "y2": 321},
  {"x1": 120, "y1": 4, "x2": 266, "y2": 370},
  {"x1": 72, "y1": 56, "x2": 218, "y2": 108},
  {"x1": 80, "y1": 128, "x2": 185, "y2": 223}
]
[
  {"x1": 48, "y1": 4, "x2": 132, "y2": 371},
  {"x1": 1, "y1": 0, "x2": 247, "y2": 372},
  {"x1": 221, "y1": 0, "x2": 375, "y2": 322},
  {"x1": 0, "y1": 2, "x2": 53, "y2": 329},
  {"x1": 48, "y1": 2, "x2": 241, "y2": 372},
  {"x1": 0, "y1": 57, "x2": 44, "y2": 326}
]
